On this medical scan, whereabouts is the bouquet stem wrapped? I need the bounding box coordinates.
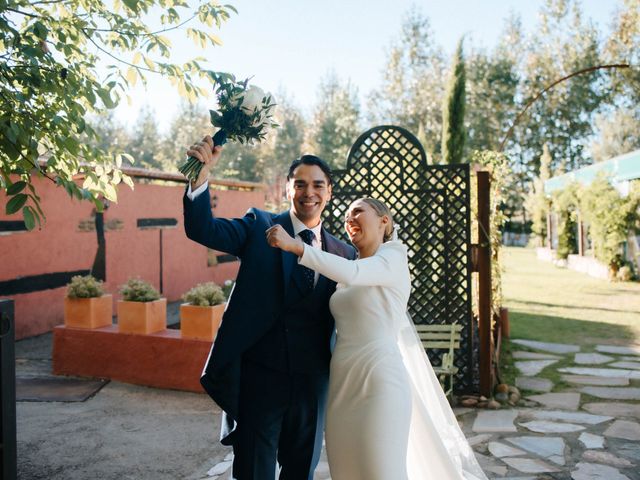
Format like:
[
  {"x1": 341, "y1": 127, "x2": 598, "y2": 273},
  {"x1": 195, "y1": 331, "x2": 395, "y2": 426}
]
[{"x1": 179, "y1": 74, "x2": 277, "y2": 182}]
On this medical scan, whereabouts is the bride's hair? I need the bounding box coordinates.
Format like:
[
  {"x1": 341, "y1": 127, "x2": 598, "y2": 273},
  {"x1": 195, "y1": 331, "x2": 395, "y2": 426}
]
[{"x1": 360, "y1": 198, "x2": 395, "y2": 242}]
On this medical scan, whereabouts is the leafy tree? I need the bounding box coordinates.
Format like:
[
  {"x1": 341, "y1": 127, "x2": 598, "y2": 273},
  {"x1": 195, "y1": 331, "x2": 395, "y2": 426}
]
[
  {"x1": 604, "y1": 0, "x2": 640, "y2": 107},
  {"x1": 1, "y1": 0, "x2": 236, "y2": 229},
  {"x1": 158, "y1": 99, "x2": 211, "y2": 171},
  {"x1": 128, "y1": 104, "x2": 163, "y2": 170},
  {"x1": 525, "y1": 144, "x2": 553, "y2": 245},
  {"x1": 367, "y1": 8, "x2": 445, "y2": 159},
  {"x1": 306, "y1": 72, "x2": 360, "y2": 169},
  {"x1": 591, "y1": 108, "x2": 640, "y2": 162},
  {"x1": 441, "y1": 39, "x2": 466, "y2": 164}
]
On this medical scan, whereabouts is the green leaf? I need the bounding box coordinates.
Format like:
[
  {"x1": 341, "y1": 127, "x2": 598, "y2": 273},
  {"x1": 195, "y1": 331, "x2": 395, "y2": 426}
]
[
  {"x1": 6, "y1": 193, "x2": 28, "y2": 214},
  {"x1": 7, "y1": 181, "x2": 26, "y2": 195},
  {"x1": 22, "y1": 205, "x2": 35, "y2": 230}
]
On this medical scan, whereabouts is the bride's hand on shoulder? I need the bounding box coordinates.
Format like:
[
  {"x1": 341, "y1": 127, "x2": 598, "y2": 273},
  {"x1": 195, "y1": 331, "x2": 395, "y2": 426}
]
[{"x1": 266, "y1": 225, "x2": 304, "y2": 256}]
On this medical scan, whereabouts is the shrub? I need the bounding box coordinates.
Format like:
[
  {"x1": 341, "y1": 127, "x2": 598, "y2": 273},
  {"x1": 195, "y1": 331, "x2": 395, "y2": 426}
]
[
  {"x1": 120, "y1": 278, "x2": 160, "y2": 302},
  {"x1": 616, "y1": 265, "x2": 633, "y2": 282},
  {"x1": 182, "y1": 282, "x2": 226, "y2": 307},
  {"x1": 66, "y1": 275, "x2": 104, "y2": 298}
]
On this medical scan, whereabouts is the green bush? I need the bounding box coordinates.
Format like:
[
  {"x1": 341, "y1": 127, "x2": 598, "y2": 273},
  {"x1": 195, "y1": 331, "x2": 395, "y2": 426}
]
[
  {"x1": 182, "y1": 282, "x2": 226, "y2": 307},
  {"x1": 578, "y1": 176, "x2": 640, "y2": 270},
  {"x1": 120, "y1": 278, "x2": 160, "y2": 302},
  {"x1": 66, "y1": 275, "x2": 104, "y2": 298},
  {"x1": 552, "y1": 182, "x2": 580, "y2": 260}
]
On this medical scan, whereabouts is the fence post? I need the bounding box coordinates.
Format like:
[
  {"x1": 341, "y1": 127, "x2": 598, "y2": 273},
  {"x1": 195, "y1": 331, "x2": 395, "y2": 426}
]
[
  {"x1": 476, "y1": 171, "x2": 493, "y2": 397},
  {"x1": 0, "y1": 298, "x2": 17, "y2": 480}
]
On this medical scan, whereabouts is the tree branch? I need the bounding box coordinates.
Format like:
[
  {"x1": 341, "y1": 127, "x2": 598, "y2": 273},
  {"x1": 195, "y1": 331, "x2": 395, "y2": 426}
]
[
  {"x1": 499, "y1": 63, "x2": 632, "y2": 152},
  {"x1": 83, "y1": 32, "x2": 159, "y2": 74}
]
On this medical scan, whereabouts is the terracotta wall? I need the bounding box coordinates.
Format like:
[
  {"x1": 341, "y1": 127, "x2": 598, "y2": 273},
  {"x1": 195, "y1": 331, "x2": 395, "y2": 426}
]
[{"x1": 0, "y1": 177, "x2": 265, "y2": 339}]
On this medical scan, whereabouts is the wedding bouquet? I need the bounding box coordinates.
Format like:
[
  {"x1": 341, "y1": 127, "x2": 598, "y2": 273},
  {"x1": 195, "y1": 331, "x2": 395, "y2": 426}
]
[{"x1": 179, "y1": 72, "x2": 278, "y2": 182}]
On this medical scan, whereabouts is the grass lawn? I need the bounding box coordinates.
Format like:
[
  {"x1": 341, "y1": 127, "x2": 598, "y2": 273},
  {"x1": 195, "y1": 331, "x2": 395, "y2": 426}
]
[
  {"x1": 499, "y1": 246, "x2": 640, "y2": 389},
  {"x1": 502, "y1": 246, "x2": 640, "y2": 345}
]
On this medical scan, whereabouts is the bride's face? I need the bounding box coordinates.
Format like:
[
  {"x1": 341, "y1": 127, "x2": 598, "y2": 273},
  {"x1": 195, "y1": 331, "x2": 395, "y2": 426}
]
[{"x1": 344, "y1": 200, "x2": 388, "y2": 249}]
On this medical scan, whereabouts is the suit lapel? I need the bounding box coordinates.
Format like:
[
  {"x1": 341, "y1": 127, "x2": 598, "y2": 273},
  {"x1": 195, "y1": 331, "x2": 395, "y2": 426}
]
[{"x1": 275, "y1": 211, "x2": 297, "y2": 290}]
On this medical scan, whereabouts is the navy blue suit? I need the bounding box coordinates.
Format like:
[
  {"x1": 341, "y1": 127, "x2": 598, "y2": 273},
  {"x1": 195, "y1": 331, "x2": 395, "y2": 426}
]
[{"x1": 183, "y1": 188, "x2": 355, "y2": 479}]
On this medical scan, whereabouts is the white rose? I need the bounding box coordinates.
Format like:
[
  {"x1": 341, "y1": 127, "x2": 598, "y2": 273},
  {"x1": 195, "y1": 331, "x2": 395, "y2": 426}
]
[{"x1": 240, "y1": 85, "x2": 266, "y2": 113}]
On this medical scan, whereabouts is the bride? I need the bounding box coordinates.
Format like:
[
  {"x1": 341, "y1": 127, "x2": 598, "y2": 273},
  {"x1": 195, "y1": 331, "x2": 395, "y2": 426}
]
[{"x1": 266, "y1": 197, "x2": 487, "y2": 480}]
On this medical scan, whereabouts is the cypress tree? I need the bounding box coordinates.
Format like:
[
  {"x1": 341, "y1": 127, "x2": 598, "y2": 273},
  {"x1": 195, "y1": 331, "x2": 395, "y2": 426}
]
[{"x1": 441, "y1": 39, "x2": 467, "y2": 164}]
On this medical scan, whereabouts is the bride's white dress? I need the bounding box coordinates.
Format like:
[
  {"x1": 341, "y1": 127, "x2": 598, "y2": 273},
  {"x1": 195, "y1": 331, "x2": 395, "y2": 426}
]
[{"x1": 299, "y1": 240, "x2": 488, "y2": 480}]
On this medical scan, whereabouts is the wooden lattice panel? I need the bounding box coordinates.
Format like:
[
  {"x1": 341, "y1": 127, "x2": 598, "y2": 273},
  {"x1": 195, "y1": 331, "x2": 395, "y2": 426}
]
[{"x1": 324, "y1": 125, "x2": 475, "y2": 393}]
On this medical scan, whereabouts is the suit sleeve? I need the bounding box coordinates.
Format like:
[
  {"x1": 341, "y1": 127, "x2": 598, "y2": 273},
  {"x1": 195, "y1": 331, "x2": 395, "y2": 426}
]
[
  {"x1": 183, "y1": 186, "x2": 256, "y2": 257},
  {"x1": 299, "y1": 241, "x2": 407, "y2": 287}
]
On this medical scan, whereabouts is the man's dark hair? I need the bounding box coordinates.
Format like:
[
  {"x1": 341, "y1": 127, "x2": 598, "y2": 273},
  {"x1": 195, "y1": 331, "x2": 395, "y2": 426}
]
[{"x1": 287, "y1": 155, "x2": 333, "y2": 186}]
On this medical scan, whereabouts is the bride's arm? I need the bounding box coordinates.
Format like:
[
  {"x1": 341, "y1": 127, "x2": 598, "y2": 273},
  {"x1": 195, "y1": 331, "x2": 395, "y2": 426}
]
[
  {"x1": 265, "y1": 223, "x2": 407, "y2": 287},
  {"x1": 298, "y1": 242, "x2": 407, "y2": 287}
]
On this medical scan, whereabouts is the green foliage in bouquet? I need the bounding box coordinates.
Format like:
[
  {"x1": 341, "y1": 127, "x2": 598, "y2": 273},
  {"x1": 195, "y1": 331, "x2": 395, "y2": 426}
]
[
  {"x1": 120, "y1": 278, "x2": 161, "y2": 303},
  {"x1": 182, "y1": 282, "x2": 226, "y2": 307},
  {"x1": 66, "y1": 275, "x2": 104, "y2": 299},
  {"x1": 179, "y1": 72, "x2": 278, "y2": 181}
]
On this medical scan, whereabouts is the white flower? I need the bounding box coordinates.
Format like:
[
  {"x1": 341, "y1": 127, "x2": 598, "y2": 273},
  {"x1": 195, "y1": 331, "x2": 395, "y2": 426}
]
[{"x1": 239, "y1": 85, "x2": 266, "y2": 113}]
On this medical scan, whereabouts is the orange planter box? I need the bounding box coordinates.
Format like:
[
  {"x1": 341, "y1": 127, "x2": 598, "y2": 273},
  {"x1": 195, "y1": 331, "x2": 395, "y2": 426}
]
[
  {"x1": 117, "y1": 298, "x2": 166, "y2": 334},
  {"x1": 64, "y1": 295, "x2": 113, "y2": 329},
  {"x1": 180, "y1": 303, "x2": 225, "y2": 341}
]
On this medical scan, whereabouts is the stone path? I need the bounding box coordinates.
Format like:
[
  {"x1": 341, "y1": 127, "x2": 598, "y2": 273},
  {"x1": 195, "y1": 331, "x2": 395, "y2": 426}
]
[{"x1": 193, "y1": 339, "x2": 640, "y2": 480}]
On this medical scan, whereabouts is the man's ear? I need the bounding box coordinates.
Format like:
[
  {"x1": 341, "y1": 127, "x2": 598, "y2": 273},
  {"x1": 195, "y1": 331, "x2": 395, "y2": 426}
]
[{"x1": 327, "y1": 184, "x2": 332, "y2": 200}]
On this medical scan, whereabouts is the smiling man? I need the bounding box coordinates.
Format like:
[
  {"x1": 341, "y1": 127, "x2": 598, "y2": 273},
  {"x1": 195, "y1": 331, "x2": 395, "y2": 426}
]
[{"x1": 182, "y1": 135, "x2": 356, "y2": 480}]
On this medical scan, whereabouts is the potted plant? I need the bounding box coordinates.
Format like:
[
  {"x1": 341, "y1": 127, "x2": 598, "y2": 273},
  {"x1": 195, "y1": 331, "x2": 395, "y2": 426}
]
[
  {"x1": 64, "y1": 275, "x2": 112, "y2": 329},
  {"x1": 117, "y1": 278, "x2": 166, "y2": 334},
  {"x1": 180, "y1": 282, "x2": 228, "y2": 341}
]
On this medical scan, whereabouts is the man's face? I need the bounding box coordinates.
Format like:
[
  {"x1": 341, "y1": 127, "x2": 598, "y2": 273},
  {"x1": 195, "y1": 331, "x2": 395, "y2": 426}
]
[{"x1": 286, "y1": 164, "x2": 332, "y2": 227}]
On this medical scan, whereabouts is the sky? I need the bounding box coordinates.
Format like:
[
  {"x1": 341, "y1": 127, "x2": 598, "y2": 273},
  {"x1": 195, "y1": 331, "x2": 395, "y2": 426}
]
[{"x1": 113, "y1": 0, "x2": 622, "y2": 132}]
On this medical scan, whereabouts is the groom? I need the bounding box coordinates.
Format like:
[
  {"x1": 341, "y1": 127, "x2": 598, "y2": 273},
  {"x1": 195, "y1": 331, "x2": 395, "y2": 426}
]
[{"x1": 182, "y1": 135, "x2": 356, "y2": 480}]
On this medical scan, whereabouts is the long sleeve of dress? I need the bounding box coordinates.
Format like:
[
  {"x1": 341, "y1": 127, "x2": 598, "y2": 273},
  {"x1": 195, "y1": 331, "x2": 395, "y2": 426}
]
[{"x1": 299, "y1": 240, "x2": 408, "y2": 288}]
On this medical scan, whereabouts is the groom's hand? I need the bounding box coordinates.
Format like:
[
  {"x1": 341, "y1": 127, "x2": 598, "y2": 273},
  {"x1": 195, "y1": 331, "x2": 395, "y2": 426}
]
[
  {"x1": 186, "y1": 135, "x2": 223, "y2": 189},
  {"x1": 266, "y1": 225, "x2": 304, "y2": 256}
]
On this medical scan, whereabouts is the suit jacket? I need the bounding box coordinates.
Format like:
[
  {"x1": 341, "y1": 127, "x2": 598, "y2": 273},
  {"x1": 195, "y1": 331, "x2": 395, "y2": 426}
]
[{"x1": 183, "y1": 188, "x2": 356, "y2": 444}]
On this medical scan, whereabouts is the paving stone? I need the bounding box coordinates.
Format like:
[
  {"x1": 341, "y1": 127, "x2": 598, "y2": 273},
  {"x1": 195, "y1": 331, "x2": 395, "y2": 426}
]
[
  {"x1": 574, "y1": 353, "x2": 614, "y2": 364},
  {"x1": 526, "y1": 392, "x2": 581, "y2": 410},
  {"x1": 453, "y1": 407, "x2": 474, "y2": 417},
  {"x1": 571, "y1": 461, "x2": 631, "y2": 480},
  {"x1": 515, "y1": 360, "x2": 558, "y2": 376},
  {"x1": 512, "y1": 351, "x2": 561, "y2": 360},
  {"x1": 580, "y1": 387, "x2": 640, "y2": 400},
  {"x1": 500, "y1": 457, "x2": 560, "y2": 474},
  {"x1": 558, "y1": 367, "x2": 640, "y2": 379},
  {"x1": 467, "y1": 433, "x2": 493, "y2": 446},
  {"x1": 619, "y1": 356, "x2": 640, "y2": 362},
  {"x1": 488, "y1": 441, "x2": 526, "y2": 458},
  {"x1": 604, "y1": 420, "x2": 640, "y2": 441},
  {"x1": 524, "y1": 410, "x2": 613, "y2": 425},
  {"x1": 610, "y1": 361, "x2": 640, "y2": 370},
  {"x1": 472, "y1": 410, "x2": 519, "y2": 433},
  {"x1": 595, "y1": 345, "x2": 640, "y2": 356},
  {"x1": 512, "y1": 339, "x2": 580, "y2": 354},
  {"x1": 581, "y1": 450, "x2": 634, "y2": 468},
  {"x1": 582, "y1": 402, "x2": 640, "y2": 419},
  {"x1": 562, "y1": 374, "x2": 630, "y2": 386},
  {"x1": 579, "y1": 432, "x2": 605, "y2": 449},
  {"x1": 474, "y1": 451, "x2": 509, "y2": 476},
  {"x1": 520, "y1": 420, "x2": 585, "y2": 433},
  {"x1": 206, "y1": 460, "x2": 232, "y2": 476},
  {"x1": 516, "y1": 376, "x2": 553, "y2": 392},
  {"x1": 496, "y1": 477, "x2": 536, "y2": 480},
  {"x1": 617, "y1": 443, "x2": 640, "y2": 463},
  {"x1": 506, "y1": 436, "x2": 566, "y2": 458},
  {"x1": 549, "y1": 455, "x2": 566, "y2": 466}
]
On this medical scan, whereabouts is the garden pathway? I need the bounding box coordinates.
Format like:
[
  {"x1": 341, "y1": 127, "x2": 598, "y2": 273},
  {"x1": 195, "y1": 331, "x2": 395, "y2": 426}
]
[{"x1": 192, "y1": 339, "x2": 640, "y2": 480}]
